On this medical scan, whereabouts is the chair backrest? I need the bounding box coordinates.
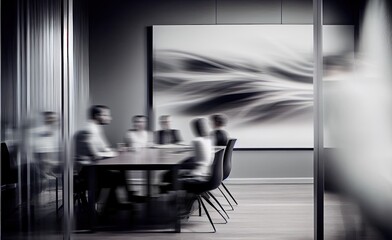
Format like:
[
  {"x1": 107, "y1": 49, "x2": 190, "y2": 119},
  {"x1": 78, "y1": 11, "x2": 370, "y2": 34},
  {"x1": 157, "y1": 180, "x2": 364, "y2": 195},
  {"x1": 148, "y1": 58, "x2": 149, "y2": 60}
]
[
  {"x1": 1, "y1": 142, "x2": 17, "y2": 185},
  {"x1": 223, "y1": 139, "x2": 236, "y2": 180},
  {"x1": 206, "y1": 148, "x2": 225, "y2": 190}
]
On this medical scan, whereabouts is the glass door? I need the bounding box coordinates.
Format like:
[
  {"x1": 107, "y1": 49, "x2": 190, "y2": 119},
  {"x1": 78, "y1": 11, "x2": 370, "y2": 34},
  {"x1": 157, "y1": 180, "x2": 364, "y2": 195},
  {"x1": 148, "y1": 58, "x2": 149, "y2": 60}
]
[{"x1": 320, "y1": 0, "x2": 392, "y2": 239}]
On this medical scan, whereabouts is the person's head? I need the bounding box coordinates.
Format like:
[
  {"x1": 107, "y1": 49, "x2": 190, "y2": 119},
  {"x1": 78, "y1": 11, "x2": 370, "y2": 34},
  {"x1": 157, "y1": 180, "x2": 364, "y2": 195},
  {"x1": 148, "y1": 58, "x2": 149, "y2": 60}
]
[
  {"x1": 89, "y1": 105, "x2": 112, "y2": 125},
  {"x1": 210, "y1": 114, "x2": 227, "y2": 129},
  {"x1": 191, "y1": 118, "x2": 209, "y2": 137},
  {"x1": 42, "y1": 111, "x2": 58, "y2": 126},
  {"x1": 133, "y1": 115, "x2": 147, "y2": 131},
  {"x1": 159, "y1": 115, "x2": 171, "y2": 130}
]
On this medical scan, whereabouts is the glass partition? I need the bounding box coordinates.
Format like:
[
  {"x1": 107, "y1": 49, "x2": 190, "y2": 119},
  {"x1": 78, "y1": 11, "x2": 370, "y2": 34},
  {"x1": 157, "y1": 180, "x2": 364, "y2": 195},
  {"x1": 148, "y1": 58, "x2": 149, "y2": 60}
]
[
  {"x1": 1, "y1": 0, "x2": 75, "y2": 238},
  {"x1": 322, "y1": 0, "x2": 392, "y2": 239}
]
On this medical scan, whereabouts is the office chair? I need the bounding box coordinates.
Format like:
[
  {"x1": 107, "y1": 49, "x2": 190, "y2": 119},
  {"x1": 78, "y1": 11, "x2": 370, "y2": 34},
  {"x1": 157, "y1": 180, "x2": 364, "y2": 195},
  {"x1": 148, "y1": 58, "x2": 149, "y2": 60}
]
[
  {"x1": 219, "y1": 139, "x2": 238, "y2": 209},
  {"x1": 205, "y1": 139, "x2": 237, "y2": 214},
  {"x1": 182, "y1": 149, "x2": 226, "y2": 232},
  {"x1": 202, "y1": 139, "x2": 237, "y2": 220},
  {"x1": 1, "y1": 142, "x2": 18, "y2": 186},
  {"x1": 1, "y1": 142, "x2": 18, "y2": 218}
]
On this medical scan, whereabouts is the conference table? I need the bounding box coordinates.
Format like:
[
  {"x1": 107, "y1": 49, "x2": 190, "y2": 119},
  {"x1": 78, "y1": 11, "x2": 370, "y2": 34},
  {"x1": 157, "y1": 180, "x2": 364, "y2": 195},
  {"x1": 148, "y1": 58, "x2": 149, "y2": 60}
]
[{"x1": 84, "y1": 145, "x2": 196, "y2": 232}]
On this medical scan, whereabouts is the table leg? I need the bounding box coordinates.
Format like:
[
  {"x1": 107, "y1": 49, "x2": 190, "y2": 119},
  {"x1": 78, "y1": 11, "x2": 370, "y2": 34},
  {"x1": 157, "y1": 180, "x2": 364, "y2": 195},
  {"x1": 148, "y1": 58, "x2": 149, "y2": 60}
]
[
  {"x1": 172, "y1": 167, "x2": 181, "y2": 233},
  {"x1": 146, "y1": 170, "x2": 151, "y2": 198},
  {"x1": 145, "y1": 170, "x2": 152, "y2": 224},
  {"x1": 87, "y1": 167, "x2": 96, "y2": 231}
]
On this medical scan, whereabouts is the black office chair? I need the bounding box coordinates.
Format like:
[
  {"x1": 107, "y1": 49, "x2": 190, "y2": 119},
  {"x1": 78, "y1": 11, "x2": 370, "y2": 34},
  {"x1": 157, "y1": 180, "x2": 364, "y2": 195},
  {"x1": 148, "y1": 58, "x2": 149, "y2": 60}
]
[
  {"x1": 217, "y1": 139, "x2": 238, "y2": 210},
  {"x1": 204, "y1": 139, "x2": 237, "y2": 217},
  {"x1": 1, "y1": 142, "x2": 19, "y2": 218},
  {"x1": 182, "y1": 149, "x2": 226, "y2": 232},
  {"x1": 1, "y1": 142, "x2": 18, "y2": 186}
]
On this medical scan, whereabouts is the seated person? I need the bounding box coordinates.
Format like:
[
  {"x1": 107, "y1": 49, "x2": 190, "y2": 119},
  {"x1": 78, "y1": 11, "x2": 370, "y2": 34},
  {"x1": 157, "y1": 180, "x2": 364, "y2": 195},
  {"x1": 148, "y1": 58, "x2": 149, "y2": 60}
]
[
  {"x1": 75, "y1": 105, "x2": 127, "y2": 211},
  {"x1": 210, "y1": 114, "x2": 229, "y2": 146},
  {"x1": 124, "y1": 115, "x2": 153, "y2": 149},
  {"x1": 188, "y1": 118, "x2": 215, "y2": 179},
  {"x1": 155, "y1": 115, "x2": 182, "y2": 145},
  {"x1": 161, "y1": 118, "x2": 214, "y2": 215},
  {"x1": 162, "y1": 118, "x2": 214, "y2": 186},
  {"x1": 83, "y1": 105, "x2": 117, "y2": 158}
]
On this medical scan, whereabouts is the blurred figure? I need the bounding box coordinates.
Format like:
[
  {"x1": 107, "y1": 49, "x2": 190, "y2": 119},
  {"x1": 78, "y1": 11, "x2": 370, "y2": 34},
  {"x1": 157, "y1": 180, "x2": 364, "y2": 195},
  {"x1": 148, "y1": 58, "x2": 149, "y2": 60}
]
[
  {"x1": 162, "y1": 118, "x2": 214, "y2": 186},
  {"x1": 326, "y1": 0, "x2": 392, "y2": 239},
  {"x1": 76, "y1": 105, "x2": 126, "y2": 212},
  {"x1": 31, "y1": 112, "x2": 61, "y2": 182},
  {"x1": 210, "y1": 114, "x2": 229, "y2": 146},
  {"x1": 82, "y1": 105, "x2": 117, "y2": 158},
  {"x1": 155, "y1": 115, "x2": 182, "y2": 145},
  {"x1": 160, "y1": 118, "x2": 214, "y2": 215},
  {"x1": 124, "y1": 115, "x2": 153, "y2": 149},
  {"x1": 189, "y1": 118, "x2": 215, "y2": 178}
]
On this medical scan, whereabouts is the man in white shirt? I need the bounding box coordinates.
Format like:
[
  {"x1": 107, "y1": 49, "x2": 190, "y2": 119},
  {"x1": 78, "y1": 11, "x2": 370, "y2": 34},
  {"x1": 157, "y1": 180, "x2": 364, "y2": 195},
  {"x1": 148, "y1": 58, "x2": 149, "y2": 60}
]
[
  {"x1": 76, "y1": 105, "x2": 125, "y2": 212},
  {"x1": 124, "y1": 115, "x2": 153, "y2": 150},
  {"x1": 82, "y1": 105, "x2": 117, "y2": 159}
]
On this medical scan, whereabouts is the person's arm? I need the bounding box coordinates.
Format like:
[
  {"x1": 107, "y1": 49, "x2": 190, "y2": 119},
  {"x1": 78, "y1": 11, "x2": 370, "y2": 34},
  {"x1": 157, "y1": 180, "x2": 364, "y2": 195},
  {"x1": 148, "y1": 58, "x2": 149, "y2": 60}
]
[
  {"x1": 98, "y1": 131, "x2": 115, "y2": 153},
  {"x1": 192, "y1": 140, "x2": 203, "y2": 166},
  {"x1": 91, "y1": 131, "x2": 117, "y2": 158},
  {"x1": 173, "y1": 130, "x2": 182, "y2": 144}
]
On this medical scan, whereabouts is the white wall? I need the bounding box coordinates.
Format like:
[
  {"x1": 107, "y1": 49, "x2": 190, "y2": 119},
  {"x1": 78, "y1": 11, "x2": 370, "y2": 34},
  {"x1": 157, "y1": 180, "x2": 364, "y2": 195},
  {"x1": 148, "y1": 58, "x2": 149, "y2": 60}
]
[{"x1": 88, "y1": 0, "x2": 353, "y2": 182}]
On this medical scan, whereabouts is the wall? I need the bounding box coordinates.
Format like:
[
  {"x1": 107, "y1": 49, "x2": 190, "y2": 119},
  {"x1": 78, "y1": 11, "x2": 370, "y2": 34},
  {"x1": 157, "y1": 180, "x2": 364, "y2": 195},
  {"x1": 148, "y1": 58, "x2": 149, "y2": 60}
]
[
  {"x1": 1, "y1": 0, "x2": 18, "y2": 140},
  {"x1": 88, "y1": 0, "x2": 353, "y2": 182}
]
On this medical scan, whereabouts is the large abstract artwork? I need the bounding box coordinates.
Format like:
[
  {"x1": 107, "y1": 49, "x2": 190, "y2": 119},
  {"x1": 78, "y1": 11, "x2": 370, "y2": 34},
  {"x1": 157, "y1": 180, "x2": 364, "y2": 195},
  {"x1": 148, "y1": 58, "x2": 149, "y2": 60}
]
[{"x1": 153, "y1": 25, "x2": 353, "y2": 148}]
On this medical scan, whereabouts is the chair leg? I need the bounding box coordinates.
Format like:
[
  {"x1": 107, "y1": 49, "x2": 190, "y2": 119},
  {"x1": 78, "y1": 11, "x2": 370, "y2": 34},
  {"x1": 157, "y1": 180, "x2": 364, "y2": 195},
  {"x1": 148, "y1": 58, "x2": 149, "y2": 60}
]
[
  {"x1": 197, "y1": 197, "x2": 202, "y2": 216},
  {"x1": 198, "y1": 196, "x2": 216, "y2": 233},
  {"x1": 218, "y1": 187, "x2": 234, "y2": 210},
  {"x1": 208, "y1": 192, "x2": 230, "y2": 219},
  {"x1": 56, "y1": 177, "x2": 59, "y2": 216},
  {"x1": 201, "y1": 195, "x2": 227, "y2": 223},
  {"x1": 222, "y1": 182, "x2": 238, "y2": 205}
]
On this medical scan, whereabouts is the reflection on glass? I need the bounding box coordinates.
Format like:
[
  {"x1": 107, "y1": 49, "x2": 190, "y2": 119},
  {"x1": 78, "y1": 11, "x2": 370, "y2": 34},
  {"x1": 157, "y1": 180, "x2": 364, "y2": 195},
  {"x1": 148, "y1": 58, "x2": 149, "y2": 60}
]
[{"x1": 323, "y1": 0, "x2": 392, "y2": 239}]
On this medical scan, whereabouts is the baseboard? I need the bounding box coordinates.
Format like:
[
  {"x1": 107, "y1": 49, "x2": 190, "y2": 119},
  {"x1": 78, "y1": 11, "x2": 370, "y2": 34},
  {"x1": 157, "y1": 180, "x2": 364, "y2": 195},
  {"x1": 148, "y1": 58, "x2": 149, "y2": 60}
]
[
  {"x1": 224, "y1": 177, "x2": 314, "y2": 185},
  {"x1": 127, "y1": 177, "x2": 314, "y2": 185}
]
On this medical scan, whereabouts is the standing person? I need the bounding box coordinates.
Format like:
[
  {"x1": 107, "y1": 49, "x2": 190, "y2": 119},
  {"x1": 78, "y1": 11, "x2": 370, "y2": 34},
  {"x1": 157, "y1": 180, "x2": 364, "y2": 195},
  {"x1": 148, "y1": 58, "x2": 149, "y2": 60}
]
[
  {"x1": 210, "y1": 114, "x2": 229, "y2": 146},
  {"x1": 155, "y1": 115, "x2": 182, "y2": 145},
  {"x1": 31, "y1": 111, "x2": 61, "y2": 192},
  {"x1": 124, "y1": 115, "x2": 153, "y2": 149}
]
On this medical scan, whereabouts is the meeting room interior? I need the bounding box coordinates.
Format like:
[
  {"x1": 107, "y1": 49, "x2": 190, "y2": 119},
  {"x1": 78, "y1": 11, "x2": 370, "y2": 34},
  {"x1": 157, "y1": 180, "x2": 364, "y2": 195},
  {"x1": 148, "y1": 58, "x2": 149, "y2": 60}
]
[{"x1": 2, "y1": 0, "x2": 392, "y2": 239}]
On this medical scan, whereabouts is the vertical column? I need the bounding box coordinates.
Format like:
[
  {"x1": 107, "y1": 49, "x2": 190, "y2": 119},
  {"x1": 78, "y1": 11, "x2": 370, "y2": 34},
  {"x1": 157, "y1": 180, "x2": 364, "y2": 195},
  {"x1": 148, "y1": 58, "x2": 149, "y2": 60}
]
[
  {"x1": 62, "y1": 0, "x2": 74, "y2": 238},
  {"x1": 0, "y1": 0, "x2": 2, "y2": 236},
  {"x1": 313, "y1": 0, "x2": 324, "y2": 239}
]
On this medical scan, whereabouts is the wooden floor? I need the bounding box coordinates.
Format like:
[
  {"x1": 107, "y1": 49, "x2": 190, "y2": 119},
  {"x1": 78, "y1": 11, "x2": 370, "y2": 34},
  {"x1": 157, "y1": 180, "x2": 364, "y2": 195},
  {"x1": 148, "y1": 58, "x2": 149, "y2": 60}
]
[
  {"x1": 4, "y1": 184, "x2": 387, "y2": 239},
  {"x1": 74, "y1": 184, "x2": 314, "y2": 240}
]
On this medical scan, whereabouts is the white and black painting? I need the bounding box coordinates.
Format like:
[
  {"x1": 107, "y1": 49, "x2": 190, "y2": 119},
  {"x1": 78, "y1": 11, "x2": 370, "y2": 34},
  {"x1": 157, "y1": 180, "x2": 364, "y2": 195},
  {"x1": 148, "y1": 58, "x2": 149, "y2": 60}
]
[{"x1": 153, "y1": 25, "x2": 354, "y2": 148}]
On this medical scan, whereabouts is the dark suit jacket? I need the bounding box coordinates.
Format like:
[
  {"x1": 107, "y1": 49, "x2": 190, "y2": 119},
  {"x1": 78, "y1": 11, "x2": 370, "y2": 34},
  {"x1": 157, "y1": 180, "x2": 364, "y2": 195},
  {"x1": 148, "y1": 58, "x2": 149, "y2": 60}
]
[
  {"x1": 212, "y1": 129, "x2": 228, "y2": 146},
  {"x1": 155, "y1": 129, "x2": 182, "y2": 144}
]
